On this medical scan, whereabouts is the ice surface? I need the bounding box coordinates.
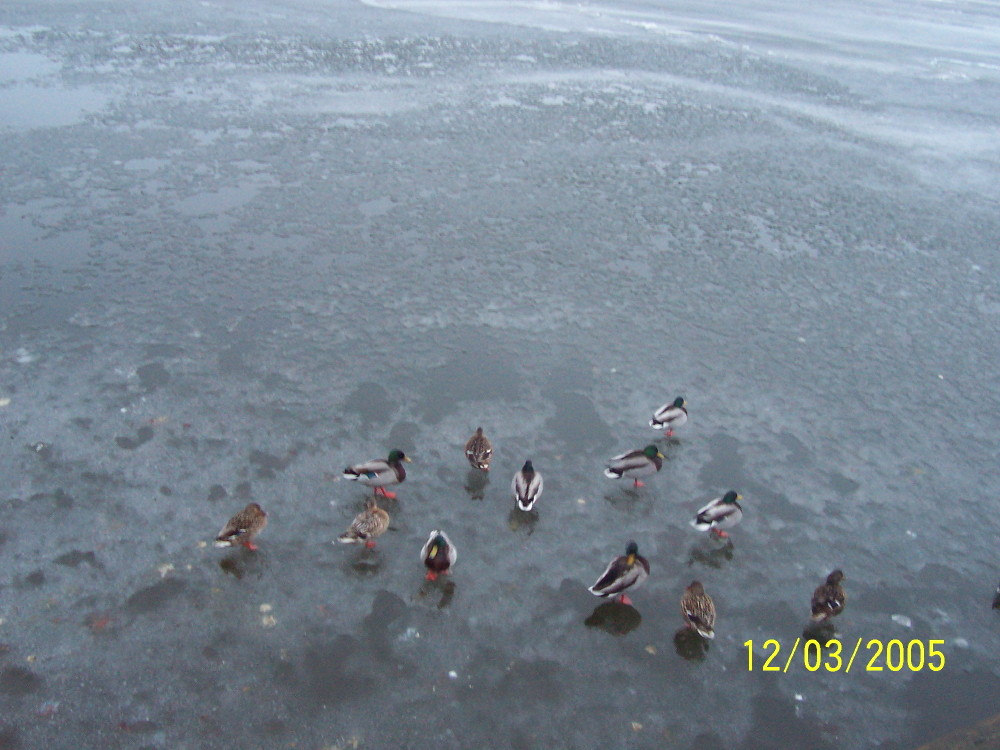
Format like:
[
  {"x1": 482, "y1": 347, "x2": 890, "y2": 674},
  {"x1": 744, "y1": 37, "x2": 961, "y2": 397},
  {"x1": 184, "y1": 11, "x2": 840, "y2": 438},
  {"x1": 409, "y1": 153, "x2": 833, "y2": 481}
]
[{"x1": 1, "y1": 0, "x2": 999, "y2": 748}]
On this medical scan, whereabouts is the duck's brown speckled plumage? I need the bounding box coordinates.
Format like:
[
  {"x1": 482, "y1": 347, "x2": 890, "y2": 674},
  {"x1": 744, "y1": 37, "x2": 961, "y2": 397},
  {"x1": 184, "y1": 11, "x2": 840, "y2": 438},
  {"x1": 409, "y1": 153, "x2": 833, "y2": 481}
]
[
  {"x1": 681, "y1": 580, "x2": 716, "y2": 639},
  {"x1": 810, "y1": 570, "x2": 846, "y2": 622},
  {"x1": 215, "y1": 503, "x2": 268, "y2": 550},
  {"x1": 464, "y1": 427, "x2": 493, "y2": 471},
  {"x1": 338, "y1": 497, "x2": 389, "y2": 547}
]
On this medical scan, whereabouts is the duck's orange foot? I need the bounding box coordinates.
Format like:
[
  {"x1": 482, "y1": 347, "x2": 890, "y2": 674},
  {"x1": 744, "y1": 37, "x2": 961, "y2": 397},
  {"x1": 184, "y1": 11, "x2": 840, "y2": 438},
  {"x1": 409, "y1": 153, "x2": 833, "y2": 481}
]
[
  {"x1": 425, "y1": 571, "x2": 438, "y2": 581},
  {"x1": 711, "y1": 529, "x2": 729, "y2": 539},
  {"x1": 364, "y1": 540, "x2": 377, "y2": 549},
  {"x1": 241, "y1": 541, "x2": 259, "y2": 551},
  {"x1": 633, "y1": 479, "x2": 645, "y2": 488},
  {"x1": 616, "y1": 594, "x2": 633, "y2": 606},
  {"x1": 375, "y1": 487, "x2": 397, "y2": 499}
]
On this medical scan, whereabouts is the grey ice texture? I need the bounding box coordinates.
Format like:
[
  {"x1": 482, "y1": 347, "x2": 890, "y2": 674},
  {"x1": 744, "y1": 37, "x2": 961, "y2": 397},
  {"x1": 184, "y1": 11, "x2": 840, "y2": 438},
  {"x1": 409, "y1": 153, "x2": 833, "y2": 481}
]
[{"x1": 1, "y1": 0, "x2": 1000, "y2": 748}]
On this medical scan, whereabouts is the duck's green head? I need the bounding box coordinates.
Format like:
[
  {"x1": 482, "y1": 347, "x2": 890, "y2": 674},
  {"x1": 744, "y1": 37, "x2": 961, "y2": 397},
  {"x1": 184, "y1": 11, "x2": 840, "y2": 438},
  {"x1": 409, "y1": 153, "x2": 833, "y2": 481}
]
[
  {"x1": 428, "y1": 532, "x2": 447, "y2": 558},
  {"x1": 642, "y1": 445, "x2": 665, "y2": 459},
  {"x1": 722, "y1": 490, "x2": 741, "y2": 504},
  {"x1": 522, "y1": 460, "x2": 534, "y2": 473},
  {"x1": 827, "y1": 569, "x2": 844, "y2": 585},
  {"x1": 673, "y1": 396, "x2": 685, "y2": 408},
  {"x1": 388, "y1": 449, "x2": 411, "y2": 463},
  {"x1": 625, "y1": 539, "x2": 639, "y2": 565}
]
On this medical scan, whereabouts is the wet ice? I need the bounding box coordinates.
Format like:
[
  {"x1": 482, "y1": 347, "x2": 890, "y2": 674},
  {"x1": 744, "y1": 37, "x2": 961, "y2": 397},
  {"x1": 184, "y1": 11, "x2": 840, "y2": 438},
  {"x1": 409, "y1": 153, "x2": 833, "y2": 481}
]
[{"x1": 2, "y1": 0, "x2": 1000, "y2": 748}]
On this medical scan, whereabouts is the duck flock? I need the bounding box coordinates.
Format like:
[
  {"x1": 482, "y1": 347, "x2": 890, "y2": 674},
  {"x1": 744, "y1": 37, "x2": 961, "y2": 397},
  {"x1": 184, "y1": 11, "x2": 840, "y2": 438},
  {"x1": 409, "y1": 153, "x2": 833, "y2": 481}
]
[{"x1": 213, "y1": 396, "x2": 847, "y2": 641}]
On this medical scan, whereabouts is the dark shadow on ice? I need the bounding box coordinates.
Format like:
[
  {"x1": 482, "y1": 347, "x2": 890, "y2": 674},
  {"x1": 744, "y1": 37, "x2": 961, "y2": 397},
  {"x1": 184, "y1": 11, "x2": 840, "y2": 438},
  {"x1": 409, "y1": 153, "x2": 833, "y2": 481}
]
[
  {"x1": 584, "y1": 602, "x2": 642, "y2": 636},
  {"x1": 827, "y1": 471, "x2": 860, "y2": 496},
  {"x1": 673, "y1": 627, "x2": 710, "y2": 661},
  {"x1": 136, "y1": 362, "x2": 170, "y2": 391},
  {"x1": 0, "y1": 665, "x2": 43, "y2": 696},
  {"x1": 508, "y1": 506, "x2": 538, "y2": 534},
  {"x1": 416, "y1": 577, "x2": 457, "y2": 609},
  {"x1": 464, "y1": 468, "x2": 489, "y2": 500},
  {"x1": 219, "y1": 550, "x2": 267, "y2": 580},
  {"x1": 739, "y1": 683, "x2": 838, "y2": 750},
  {"x1": 342, "y1": 381, "x2": 394, "y2": 427},
  {"x1": 249, "y1": 448, "x2": 295, "y2": 479},
  {"x1": 700, "y1": 432, "x2": 809, "y2": 522},
  {"x1": 125, "y1": 578, "x2": 186, "y2": 614},
  {"x1": 698, "y1": 433, "x2": 748, "y2": 489},
  {"x1": 656, "y1": 435, "x2": 682, "y2": 450},
  {"x1": 415, "y1": 348, "x2": 521, "y2": 424},
  {"x1": 301, "y1": 634, "x2": 376, "y2": 706},
  {"x1": 387, "y1": 421, "x2": 420, "y2": 455},
  {"x1": 364, "y1": 590, "x2": 417, "y2": 668},
  {"x1": 801, "y1": 620, "x2": 838, "y2": 644},
  {"x1": 542, "y1": 388, "x2": 615, "y2": 452},
  {"x1": 345, "y1": 547, "x2": 383, "y2": 576},
  {"x1": 497, "y1": 657, "x2": 564, "y2": 701},
  {"x1": 687, "y1": 539, "x2": 735, "y2": 568},
  {"x1": 54, "y1": 549, "x2": 104, "y2": 570},
  {"x1": 115, "y1": 425, "x2": 154, "y2": 450},
  {"x1": 603, "y1": 489, "x2": 645, "y2": 508}
]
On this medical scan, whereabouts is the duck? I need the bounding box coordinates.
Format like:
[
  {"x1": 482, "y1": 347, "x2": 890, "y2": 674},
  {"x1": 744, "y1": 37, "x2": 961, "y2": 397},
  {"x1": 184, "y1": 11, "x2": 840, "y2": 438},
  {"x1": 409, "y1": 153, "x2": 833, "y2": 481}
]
[
  {"x1": 691, "y1": 491, "x2": 743, "y2": 538},
  {"x1": 680, "y1": 580, "x2": 716, "y2": 639},
  {"x1": 464, "y1": 427, "x2": 493, "y2": 471},
  {"x1": 511, "y1": 460, "x2": 543, "y2": 511},
  {"x1": 343, "y1": 449, "x2": 411, "y2": 499},
  {"x1": 420, "y1": 529, "x2": 457, "y2": 581},
  {"x1": 810, "y1": 570, "x2": 846, "y2": 622},
  {"x1": 604, "y1": 444, "x2": 665, "y2": 487},
  {"x1": 588, "y1": 540, "x2": 650, "y2": 606},
  {"x1": 337, "y1": 496, "x2": 389, "y2": 548},
  {"x1": 649, "y1": 396, "x2": 688, "y2": 436},
  {"x1": 214, "y1": 502, "x2": 268, "y2": 551},
  {"x1": 994, "y1": 581, "x2": 1000, "y2": 610}
]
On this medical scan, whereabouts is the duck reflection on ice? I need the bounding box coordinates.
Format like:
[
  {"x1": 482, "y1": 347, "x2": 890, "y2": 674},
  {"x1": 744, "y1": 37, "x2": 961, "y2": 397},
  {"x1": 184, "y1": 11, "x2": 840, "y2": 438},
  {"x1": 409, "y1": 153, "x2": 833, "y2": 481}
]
[
  {"x1": 584, "y1": 601, "x2": 642, "y2": 636},
  {"x1": 674, "y1": 627, "x2": 710, "y2": 661},
  {"x1": 346, "y1": 547, "x2": 383, "y2": 576},
  {"x1": 218, "y1": 549, "x2": 267, "y2": 580},
  {"x1": 417, "y1": 578, "x2": 457, "y2": 610},
  {"x1": 508, "y1": 506, "x2": 539, "y2": 534},
  {"x1": 602, "y1": 489, "x2": 645, "y2": 507},
  {"x1": 802, "y1": 620, "x2": 838, "y2": 643},
  {"x1": 687, "y1": 539, "x2": 735, "y2": 569},
  {"x1": 464, "y1": 468, "x2": 489, "y2": 500}
]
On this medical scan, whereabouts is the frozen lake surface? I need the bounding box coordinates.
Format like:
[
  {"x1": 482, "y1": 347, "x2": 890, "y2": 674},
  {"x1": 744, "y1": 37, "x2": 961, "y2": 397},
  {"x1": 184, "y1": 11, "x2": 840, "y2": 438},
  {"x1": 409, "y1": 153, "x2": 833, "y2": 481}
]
[{"x1": 1, "y1": 0, "x2": 999, "y2": 747}]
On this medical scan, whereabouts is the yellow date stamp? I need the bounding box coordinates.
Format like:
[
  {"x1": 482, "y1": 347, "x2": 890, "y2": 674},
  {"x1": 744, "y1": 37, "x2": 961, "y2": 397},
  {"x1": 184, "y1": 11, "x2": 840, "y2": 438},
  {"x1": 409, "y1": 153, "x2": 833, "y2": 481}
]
[{"x1": 744, "y1": 638, "x2": 945, "y2": 673}]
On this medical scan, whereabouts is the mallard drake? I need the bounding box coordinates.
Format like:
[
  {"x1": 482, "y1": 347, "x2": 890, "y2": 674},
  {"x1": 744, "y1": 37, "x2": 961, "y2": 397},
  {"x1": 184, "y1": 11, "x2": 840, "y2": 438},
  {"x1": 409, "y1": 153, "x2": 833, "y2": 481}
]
[
  {"x1": 810, "y1": 570, "x2": 846, "y2": 622},
  {"x1": 604, "y1": 445, "x2": 664, "y2": 487},
  {"x1": 650, "y1": 396, "x2": 688, "y2": 436},
  {"x1": 588, "y1": 540, "x2": 650, "y2": 606},
  {"x1": 420, "y1": 529, "x2": 457, "y2": 581},
  {"x1": 464, "y1": 427, "x2": 493, "y2": 471},
  {"x1": 337, "y1": 496, "x2": 389, "y2": 548},
  {"x1": 691, "y1": 491, "x2": 743, "y2": 538},
  {"x1": 343, "y1": 449, "x2": 411, "y2": 499},
  {"x1": 214, "y1": 502, "x2": 268, "y2": 551},
  {"x1": 511, "y1": 460, "x2": 543, "y2": 511},
  {"x1": 681, "y1": 580, "x2": 716, "y2": 639}
]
